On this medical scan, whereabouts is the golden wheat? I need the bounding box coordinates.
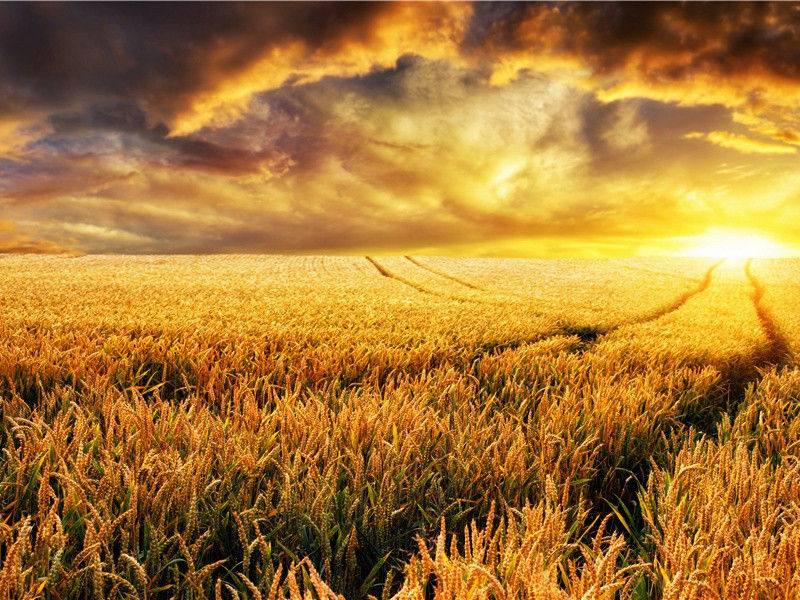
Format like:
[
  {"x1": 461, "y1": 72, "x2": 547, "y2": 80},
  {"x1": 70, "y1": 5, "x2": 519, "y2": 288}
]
[{"x1": 0, "y1": 255, "x2": 798, "y2": 599}]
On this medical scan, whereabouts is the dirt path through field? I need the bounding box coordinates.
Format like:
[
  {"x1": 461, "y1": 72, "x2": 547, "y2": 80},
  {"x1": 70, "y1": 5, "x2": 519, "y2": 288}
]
[
  {"x1": 556, "y1": 259, "x2": 723, "y2": 344},
  {"x1": 745, "y1": 259, "x2": 791, "y2": 365},
  {"x1": 367, "y1": 256, "x2": 729, "y2": 353},
  {"x1": 403, "y1": 256, "x2": 486, "y2": 291},
  {"x1": 365, "y1": 256, "x2": 442, "y2": 296},
  {"x1": 628, "y1": 259, "x2": 723, "y2": 327},
  {"x1": 366, "y1": 256, "x2": 508, "y2": 306}
]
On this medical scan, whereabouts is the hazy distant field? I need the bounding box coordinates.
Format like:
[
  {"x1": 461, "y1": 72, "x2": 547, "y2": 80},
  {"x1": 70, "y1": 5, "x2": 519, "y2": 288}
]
[{"x1": 2, "y1": 255, "x2": 799, "y2": 599}]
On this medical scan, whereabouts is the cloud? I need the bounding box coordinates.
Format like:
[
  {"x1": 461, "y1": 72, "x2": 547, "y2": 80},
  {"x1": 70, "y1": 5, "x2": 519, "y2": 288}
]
[
  {"x1": 0, "y1": 58, "x2": 689, "y2": 255},
  {"x1": 4, "y1": 3, "x2": 800, "y2": 137},
  {"x1": 2, "y1": 3, "x2": 800, "y2": 256},
  {"x1": 0, "y1": 153, "x2": 138, "y2": 204},
  {"x1": 0, "y1": 3, "x2": 472, "y2": 135},
  {"x1": 0, "y1": 220, "x2": 79, "y2": 254},
  {"x1": 468, "y1": 3, "x2": 800, "y2": 90},
  {"x1": 466, "y1": 3, "x2": 800, "y2": 147},
  {"x1": 685, "y1": 130, "x2": 797, "y2": 155},
  {"x1": 47, "y1": 102, "x2": 292, "y2": 176},
  {"x1": 169, "y1": 3, "x2": 473, "y2": 135}
]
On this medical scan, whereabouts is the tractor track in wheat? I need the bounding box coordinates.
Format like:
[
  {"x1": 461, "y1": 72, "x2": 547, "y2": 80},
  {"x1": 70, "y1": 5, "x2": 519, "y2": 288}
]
[
  {"x1": 626, "y1": 260, "x2": 723, "y2": 328},
  {"x1": 745, "y1": 259, "x2": 791, "y2": 367},
  {"x1": 365, "y1": 256, "x2": 440, "y2": 296},
  {"x1": 365, "y1": 256, "x2": 498, "y2": 305},
  {"x1": 403, "y1": 256, "x2": 486, "y2": 291}
]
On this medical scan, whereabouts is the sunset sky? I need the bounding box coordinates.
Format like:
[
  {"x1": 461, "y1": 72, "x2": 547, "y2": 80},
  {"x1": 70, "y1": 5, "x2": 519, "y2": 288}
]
[{"x1": 2, "y1": 2, "x2": 800, "y2": 256}]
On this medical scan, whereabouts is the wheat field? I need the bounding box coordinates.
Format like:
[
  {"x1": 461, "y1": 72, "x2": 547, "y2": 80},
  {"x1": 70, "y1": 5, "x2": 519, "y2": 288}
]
[{"x1": 1, "y1": 255, "x2": 798, "y2": 600}]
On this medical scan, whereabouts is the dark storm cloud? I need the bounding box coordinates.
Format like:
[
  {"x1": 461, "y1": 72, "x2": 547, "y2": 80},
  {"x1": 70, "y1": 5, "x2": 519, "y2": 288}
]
[
  {"x1": 0, "y1": 2, "x2": 391, "y2": 120},
  {"x1": 467, "y1": 2, "x2": 800, "y2": 75},
  {"x1": 47, "y1": 103, "x2": 290, "y2": 175},
  {"x1": 4, "y1": 2, "x2": 800, "y2": 124},
  {"x1": 467, "y1": 3, "x2": 800, "y2": 106},
  {"x1": 0, "y1": 151, "x2": 137, "y2": 205}
]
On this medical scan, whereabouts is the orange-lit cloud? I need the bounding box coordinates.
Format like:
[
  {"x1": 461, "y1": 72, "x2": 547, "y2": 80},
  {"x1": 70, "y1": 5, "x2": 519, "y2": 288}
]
[
  {"x1": 0, "y1": 221, "x2": 79, "y2": 255},
  {"x1": 685, "y1": 131, "x2": 797, "y2": 155},
  {"x1": 170, "y1": 3, "x2": 472, "y2": 135},
  {"x1": 468, "y1": 3, "x2": 800, "y2": 150},
  {"x1": 2, "y1": 3, "x2": 800, "y2": 256}
]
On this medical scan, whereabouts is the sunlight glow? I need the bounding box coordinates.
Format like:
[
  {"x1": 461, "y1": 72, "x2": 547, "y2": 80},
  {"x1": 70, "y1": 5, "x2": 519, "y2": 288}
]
[{"x1": 683, "y1": 228, "x2": 790, "y2": 259}]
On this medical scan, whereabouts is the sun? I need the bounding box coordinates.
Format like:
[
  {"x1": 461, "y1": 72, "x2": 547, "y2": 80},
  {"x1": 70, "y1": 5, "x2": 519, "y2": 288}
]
[{"x1": 683, "y1": 228, "x2": 790, "y2": 259}]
